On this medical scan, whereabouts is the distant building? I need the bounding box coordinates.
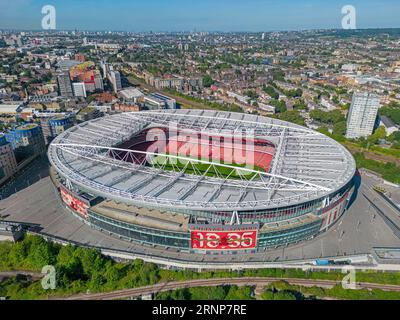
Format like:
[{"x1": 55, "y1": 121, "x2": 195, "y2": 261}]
[
  {"x1": 119, "y1": 88, "x2": 145, "y2": 104},
  {"x1": 227, "y1": 91, "x2": 250, "y2": 105},
  {"x1": 109, "y1": 71, "x2": 122, "y2": 93},
  {"x1": 0, "y1": 102, "x2": 25, "y2": 122},
  {"x1": 0, "y1": 222, "x2": 24, "y2": 242},
  {"x1": 5, "y1": 124, "x2": 46, "y2": 162},
  {"x1": 346, "y1": 92, "x2": 380, "y2": 139},
  {"x1": 321, "y1": 97, "x2": 336, "y2": 111},
  {"x1": 76, "y1": 107, "x2": 102, "y2": 123},
  {"x1": 72, "y1": 82, "x2": 87, "y2": 98},
  {"x1": 341, "y1": 64, "x2": 358, "y2": 73},
  {"x1": 57, "y1": 73, "x2": 74, "y2": 98},
  {"x1": 113, "y1": 103, "x2": 140, "y2": 113},
  {"x1": 149, "y1": 93, "x2": 176, "y2": 109},
  {"x1": 40, "y1": 115, "x2": 75, "y2": 145},
  {"x1": 74, "y1": 54, "x2": 86, "y2": 62},
  {"x1": 379, "y1": 115, "x2": 399, "y2": 136},
  {"x1": 90, "y1": 104, "x2": 113, "y2": 114},
  {"x1": 143, "y1": 93, "x2": 176, "y2": 110},
  {"x1": 57, "y1": 59, "x2": 81, "y2": 71},
  {"x1": 94, "y1": 92, "x2": 117, "y2": 104},
  {"x1": 0, "y1": 134, "x2": 18, "y2": 185},
  {"x1": 144, "y1": 95, "x2": 165, "y2": 110},
  {"x1": 94, "y1": 72, "x2": 104, "y2": 91},
  {"x1": 144, "y1": 72, "x2": 203, "y2": 91},
  {"x1": 258, "y1": 103, "x2": 275, "y2": 114}
]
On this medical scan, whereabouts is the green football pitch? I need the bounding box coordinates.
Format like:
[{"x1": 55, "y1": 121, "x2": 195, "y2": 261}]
[{"x1": 148, "y1": 154, "x2": 265, "y2": 180}]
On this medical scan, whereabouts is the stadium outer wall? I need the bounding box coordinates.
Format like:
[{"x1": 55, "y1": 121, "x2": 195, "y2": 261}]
[{"x1": 49, "y1": 163, "x2": 355, "y2": 254}]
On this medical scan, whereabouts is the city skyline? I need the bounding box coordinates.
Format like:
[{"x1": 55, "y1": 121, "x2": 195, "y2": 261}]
[{"x1": 1, "y1": 0, "x2": 400, "y2": 32}]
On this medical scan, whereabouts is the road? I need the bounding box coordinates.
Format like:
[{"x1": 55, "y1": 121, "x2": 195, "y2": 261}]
[
  {"x1": 59, "y1": 277, "x2": 400, "y2": 300},
  {"x1": 0, "y1": 156, "x2": 50, "y2": 200}
]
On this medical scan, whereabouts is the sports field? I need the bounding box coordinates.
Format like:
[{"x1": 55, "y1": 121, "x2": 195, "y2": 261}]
[{"x1": 148, "y1": 153, "x2": 265, "y2": 179}]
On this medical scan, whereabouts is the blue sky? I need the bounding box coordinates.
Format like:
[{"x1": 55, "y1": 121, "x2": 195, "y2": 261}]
[{"x1": 0, "y1": 0, "x2": 399, "y2": 32}]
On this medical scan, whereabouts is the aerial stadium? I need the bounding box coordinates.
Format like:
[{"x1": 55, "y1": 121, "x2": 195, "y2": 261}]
[{"x1": 48, "y1": 109, "x2": 356, "y2": 254}]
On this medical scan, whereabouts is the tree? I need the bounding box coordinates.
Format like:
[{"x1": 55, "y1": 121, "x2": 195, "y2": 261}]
[
  {"x1": 333, "y1": 121, "x2": 347, "y2": 137},
  {"x1": 74, "y1": 247, "x2": 105, "y2": 277},
  {"x1": 310, "y1": 109, "x2": 345, "y2": 124},
  {"x1": 262, "y1": 85, "x2": 279, "y2": 99},
  {"x1": 244, "y1": 90, "x2": 258, "y2": 100},
  {"x1": 103, "y1": 261, "x2": 123, "y2": 289},
  {"x1": 270, "y1": 99, "x2": 287, "y2": 113},
  {"x1": 379, "y1": 102, "x2": 400, "y2": 125},
  {"x1": 367, "y1": 126, "x2": 386, "y2": 145},
  {"x1": 277, "y1": 110, "x2": 305, "y2": 126},
  {"x1": 273, "y1": 291, "x2": 298, "y2": 300},
  {"x1": 88, "y1": 273, "x2": 106, "y2": 292},
  {"x1": 225, "y1": 286, "x2": 253, "y2": 300},
  {"x1": 7, "y1": 241, "x2": 28, "y2": 269},
  {"x1": 26, "y1": 236, "x2": 57, "y2": 270},
  {"x1": 156, "y1": 288, "x2": 190, "y2": 300},
  {"x1": 202, "y1": 75, "x2": 214, "y2": 88},
  {"x1": 388, "y1": 131, "x2": 400, "y2": 143},
  {"x1": 56, "y1": 245, "x2": 82, "y2": 279},
  {"x1": 189, "y1": 286, "x2": 228, "y2": 300},
  {"x1": 261, "y1": 290, "x2": 275, "y2": 300}
]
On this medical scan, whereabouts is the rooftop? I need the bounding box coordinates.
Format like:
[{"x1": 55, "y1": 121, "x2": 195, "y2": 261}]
[
  {"x1": 0, "y1": 104, "x2": 24, "y2": 114},
  {"x1": 16, "y1": 123, "x2": 39, "y2": 131},
  {"x1": 380, "y1": 115, "x2": 396, "y2": 128}
]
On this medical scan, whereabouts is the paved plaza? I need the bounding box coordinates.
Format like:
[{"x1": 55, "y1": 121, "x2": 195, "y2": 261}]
[{"x1": 1, "y1": 170, "x2": 400, "y2": 264}]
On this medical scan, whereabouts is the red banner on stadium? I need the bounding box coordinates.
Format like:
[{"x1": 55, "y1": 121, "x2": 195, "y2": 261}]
[
  {"x1": 191, "y1": 229, "x2": 257, "y2": 250},
  {"x1": 60, "y1": 187, "x2": 89, "y2": 219}
]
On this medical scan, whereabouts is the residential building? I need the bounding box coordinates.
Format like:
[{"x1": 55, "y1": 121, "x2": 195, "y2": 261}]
[
  {"x1": 144, "y1": 95, "x2": 166, "y2": 110},
  {"x1": 5, "y1": 123, "x2": 46, "y2": 162},
  {"x1": 0, "y1": 222, "x2": 24, "y2": 242},
  {"x1": 40, "y1": 114, "x2": 75, "y2": 144},
  {"x1": 72, "y1": 82, "x2": 87, "y2": 98},
  {"x1": 109, "y1": 71, "x2": 122, "y2": 93},
  {"x1": 346, "y1": 92, "x2": 380, "y2": 139},
  {"x1": 119, "y1": 88, "x2": 145, "y2": 103},
  {"x1": 149, "y1": 93, "x2": 176, "y2": 109},
  {"x1": 94, "y1": 72, "x2": 104, "y2": 91},
  {"x1": 379, "y1": 116, "x2": 399, "y2": 136},
  {"x1": 76, "y1": 107, "x2": 102, "y2": 123},
  {"x1": 0, "y1": 134, "x2": 18, "y2": 185},
  {"x1": 57, "y1": 73, "x2": 74, "y2": 98}
]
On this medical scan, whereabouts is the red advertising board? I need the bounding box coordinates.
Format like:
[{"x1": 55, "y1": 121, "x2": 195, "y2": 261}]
[
  {"x1": 191, "y1": 229, "x2": 257, "y2": 250},
  {"x1": 60, "y1": 187, "x2": 89, "y2": 219}
]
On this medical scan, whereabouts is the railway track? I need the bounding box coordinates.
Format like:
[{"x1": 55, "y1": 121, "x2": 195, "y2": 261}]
[
  {"x1": 0, "y1": 271, "x2": 43, "y2": 281},
  {"x1": 59, "y1": 277, "x2": 400, "y2": 300}
]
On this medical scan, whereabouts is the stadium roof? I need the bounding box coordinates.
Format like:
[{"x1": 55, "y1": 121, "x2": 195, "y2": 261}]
[{"x1": 49, "y1": 109, "x2": 356, "y2": 212}]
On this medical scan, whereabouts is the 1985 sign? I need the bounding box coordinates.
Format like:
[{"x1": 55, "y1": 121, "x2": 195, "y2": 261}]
[{"x1": 191, "y1": 230, "x2": 257, "y2": 250}]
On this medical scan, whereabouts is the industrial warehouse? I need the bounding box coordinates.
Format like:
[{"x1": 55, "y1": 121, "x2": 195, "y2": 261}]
[{"x1": 48, "y1": 109, "x2": 356, "y2": 255}]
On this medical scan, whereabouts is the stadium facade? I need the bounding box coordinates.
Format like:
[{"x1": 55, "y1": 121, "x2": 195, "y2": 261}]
[{"x1": 49, "y1": 110, "x2": 356, "y2": 254}]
